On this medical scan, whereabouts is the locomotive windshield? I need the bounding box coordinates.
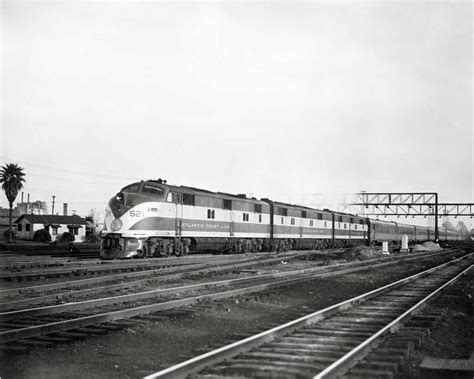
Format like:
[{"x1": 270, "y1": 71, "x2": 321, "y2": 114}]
[
  {"x1": 122, "y1": 183, "x2": 141, "y2": 193},
  {"x1": 120, "y1": 182, "x2": 166, "y2": 197},
  {"x1": 142, "y1": 183, "x2": 166, "y2": 197}
]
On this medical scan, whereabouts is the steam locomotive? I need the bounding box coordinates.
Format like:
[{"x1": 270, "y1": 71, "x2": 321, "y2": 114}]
[{"x1": 100, "y1": 180, "x2": 461, "y2": 259}]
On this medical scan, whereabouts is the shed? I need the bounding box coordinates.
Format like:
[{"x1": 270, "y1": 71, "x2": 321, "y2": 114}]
[{"x1": 14, "y1": 214, "x2": 86, "y2": 241}]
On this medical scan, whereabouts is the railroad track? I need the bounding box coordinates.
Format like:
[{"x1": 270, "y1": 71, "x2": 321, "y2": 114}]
[
  {"x1": 0, "y1": 250, "x2": 326, "y2": 300},
  {"x1": 0, "y1": 255, "x2": 80, "y2": 270},
  {"x1": 2, "y1": 242, "x2": 469, "y2": 278},
  {"x1": 0, "y1": 247, "x2": 339, "y2": 273},
  {"x1": 0, "y1": 248, "x2": 464, "y2": 312},
  {"x1": 0, "y1": 252, "x2": 261, "y2": 271},
  {"x1": 143, "y1": 252, "x2": 472, "y2": 378},
  {"x1": 0, "y1": 248, "x2": 469, "y2": 351},
  {"x1": 0, "y1": 250, "x2": 317, "y2": 283},
  {"x1": 0, "y1": 256, "x2": 311, "y2": 311}
]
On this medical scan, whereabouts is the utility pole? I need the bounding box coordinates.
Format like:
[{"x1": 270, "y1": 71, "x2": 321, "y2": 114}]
[
  {"x1": 52, "y1": 195, "x2": 56, "y2": 215},
  {"x1": 434, "y1": 193, "x2": 438, "y2": 242}
]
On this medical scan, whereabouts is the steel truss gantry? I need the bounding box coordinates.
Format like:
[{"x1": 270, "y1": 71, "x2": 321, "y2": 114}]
[{"x1": 350, "y1": 192, "x2": 474, "y2": 241}]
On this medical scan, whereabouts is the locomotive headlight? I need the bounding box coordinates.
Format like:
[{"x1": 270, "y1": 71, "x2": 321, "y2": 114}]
[
  {"x1": 115, "y1": 192, "x2": 124, "y2": 203},
  {"x1": 111, "y1": 218, "x2": 123, "y2": 231}
]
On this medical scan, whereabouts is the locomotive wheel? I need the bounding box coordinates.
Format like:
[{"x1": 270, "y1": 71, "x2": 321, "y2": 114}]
[
  {"x1": 251, "y1": 239, "x2": 258, "y2": 253},
  {"x1": 152, "y1": 239, "x2": 169, "y2": 257},
  {"x1": 162, "y1": 240, "x2": 172, "y2": 257},
  {"x1": 289, "y1": 239, "x2": 295, "y2": 251},
  {"x1": 237, "y1": 239, "x2": 245, "y2": 254},
  {"x1": 142, "y1": 243, "x2": 151, "y2": 258},
  {"x1": 223, "y1": 239, "x2": 231, "y2": 253},
  {"x1": 174, "y1": 240, "x2": 183, "y2": 256},
  {"x1": 278, "y1": 240, "x2": 284, "y2": 252},
  {"x1": 243, "y1": 240, "x2": 252, "y2": 254},
  {"x1": 182, "y1": 238, "x2": 191, "y2": 256},
  {"x1": 150, "y1": 240, "x2": 161, "y2": 257},
  {"x1": 136, "y1": 247, "x2": 145, "y2": 258}
]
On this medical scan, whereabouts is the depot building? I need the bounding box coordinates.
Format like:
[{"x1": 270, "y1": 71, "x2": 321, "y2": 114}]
[{"x1": 14, "y1": 214, "x2": 86, "y2": 241}]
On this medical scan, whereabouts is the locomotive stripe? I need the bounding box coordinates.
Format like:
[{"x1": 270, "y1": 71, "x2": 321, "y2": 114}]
[
  {"x1": 129, "y1": 217, "x2": 270, "y2": 234},
  {"x1": 301, "y1": 227, "x2": 333, "y2": 236},
  {"x1": 232, "y1": 223, "x2": 270, "y2": 234},
  {"x1": 129, "y1": 217, "x2": 175, "y2": 231}
]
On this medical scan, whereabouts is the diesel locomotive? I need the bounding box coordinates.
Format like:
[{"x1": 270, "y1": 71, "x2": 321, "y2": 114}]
[{"x1": 100, "y1": 179, "x2": 461, "y2": 259}]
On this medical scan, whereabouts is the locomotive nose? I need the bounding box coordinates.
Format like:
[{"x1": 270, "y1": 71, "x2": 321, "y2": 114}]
[
  {"x1": 109, "y1": 192, "x2": 128, "y2": 218},
  {"x1": 111, "y1": 218, "x2": 123, "y2": 231}
]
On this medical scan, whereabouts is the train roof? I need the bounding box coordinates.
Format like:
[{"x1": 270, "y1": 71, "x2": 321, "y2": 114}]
[
  {"x1": 263, "y1": 199, "x2": 328, "y2": 213},
  {"x1": 325, "y1": 209, "x2": 366, "y2": 219},
  {"x1": 165, "y1": 183, "x2": 268, "y2": 204},
  {"x1": 128, "y1": 181, "x2": 366, "y2": 218}
]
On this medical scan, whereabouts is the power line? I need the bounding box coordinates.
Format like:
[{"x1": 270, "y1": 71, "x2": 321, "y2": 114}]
[
  {"x1": 25, "y1": 172, "x2": 124, "y2": 186},
  {"x1": 0, "y1": 156, "x2": 141, "y2": 181}
]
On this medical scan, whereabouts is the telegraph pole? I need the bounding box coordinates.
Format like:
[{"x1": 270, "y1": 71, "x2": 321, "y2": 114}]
[{"x1": 52, "y1": 195, "x2": 56, "y2": 215}]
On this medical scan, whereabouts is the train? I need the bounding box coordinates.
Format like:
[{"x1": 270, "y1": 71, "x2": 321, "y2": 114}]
[{"x1": 100, "y1": 179, "x2": 463, "y2": 259}]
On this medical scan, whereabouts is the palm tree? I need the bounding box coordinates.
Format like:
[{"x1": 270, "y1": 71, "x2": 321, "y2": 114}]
[{"x1": 0, "y1": 163, "x2": 26, "y2": 242}]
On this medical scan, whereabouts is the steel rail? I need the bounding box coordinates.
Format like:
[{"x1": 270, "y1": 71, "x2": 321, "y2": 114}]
[
  {"x1": 0, "y1": 254, "x2": 253, "y2": 279},
  {"x1": 2, "y1": 250, "x2": 450, "y2": 320},
  {"x1": 0, "y1": 250, "x2": 312, "y2": 273},
  {"x1": 0, "y1": 256, "x2": 232, "y2": 271},
  {"x1": 0, "y1": 257, "x2": 74, "y2": 266},
  {"x1": 0, "y1": 248, "x2": 460, "y2": 312},
  {"x1": 143, "y1": 253, "x2": 472, "y2": 379},
  {"x1": 0, "y1": 251, "x2": 282, "y2": 271},
  {"x1": 2, "y1": 252, "x2": 469, "y2": 345},
  {"x1": 0, "y1": 271, "x2": 356, "y2": 344},
  {"x1": 0, "y1": 255, "x2": 209, "y2": 269},
  {"x1": 0, "y1": 250, "x2": 317, "y2": 296},
  {"x1": 314, "y1": 263, "x2": 473, "y2": 378},
  {"x1": 0, "y1": 262, "x2": 193, "y2": 280},
  {"x1": 1, "y1": 246, "x2": 459, "y2": 299}
]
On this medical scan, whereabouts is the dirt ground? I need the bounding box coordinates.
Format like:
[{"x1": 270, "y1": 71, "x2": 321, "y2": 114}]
[{"x1": 0, "y1": 254, "x2": 470, "y2": 379}]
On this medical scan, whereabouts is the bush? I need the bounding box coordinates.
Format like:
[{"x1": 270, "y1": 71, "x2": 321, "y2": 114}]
[
  {"x1": 85, "y1": 234, "x2": 100, "y2": 243},
  {"x1": 33, "y1": 228, "x2": 51, "y2": 243},
  {"x1": 3, "y1": 229, "x2": 17, "y2": 241},
  {"x1": 58, "y1": 232, "x2": 75, "y2": 243}
]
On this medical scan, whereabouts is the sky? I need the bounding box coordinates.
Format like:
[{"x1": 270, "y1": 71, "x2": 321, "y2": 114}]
[{"x1": 1, "y1": 1, "x2": 473, "y2": 227}]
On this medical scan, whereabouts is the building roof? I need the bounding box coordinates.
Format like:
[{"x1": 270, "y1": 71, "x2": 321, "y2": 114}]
[{"x1": 14, "y1": 214, "x2": 86, "y2": 225}]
